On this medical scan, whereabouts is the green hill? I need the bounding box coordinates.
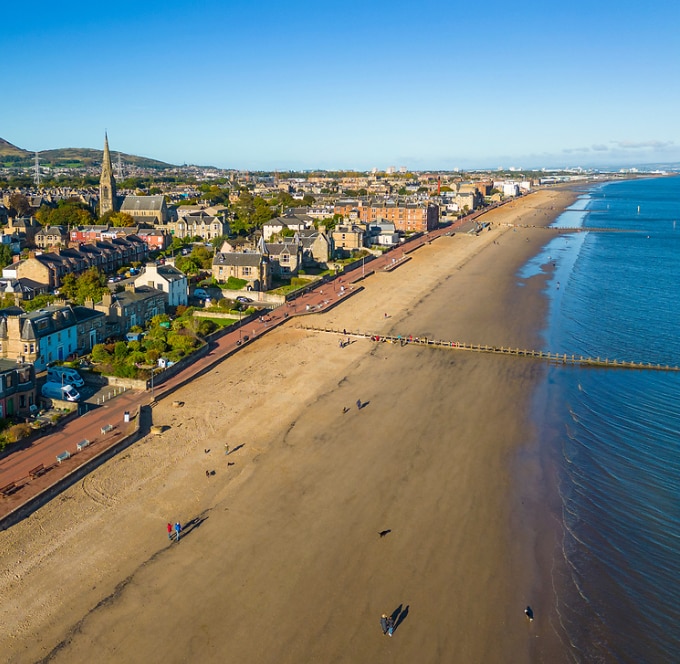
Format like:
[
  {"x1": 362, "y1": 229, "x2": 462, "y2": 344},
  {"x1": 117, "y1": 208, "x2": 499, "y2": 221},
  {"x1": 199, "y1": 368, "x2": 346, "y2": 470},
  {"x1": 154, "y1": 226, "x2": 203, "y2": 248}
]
[{"x1": 0, "y1": 137, "x2": 173, "y2": 170}]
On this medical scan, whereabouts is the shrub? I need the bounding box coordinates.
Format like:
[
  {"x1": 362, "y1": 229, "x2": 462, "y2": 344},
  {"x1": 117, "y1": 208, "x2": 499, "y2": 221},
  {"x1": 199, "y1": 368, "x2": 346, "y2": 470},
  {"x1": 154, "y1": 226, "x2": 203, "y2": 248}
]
[
  {"x1": 7, "y1": 423, "x2": 32, "y2": 443},
  {"x1": 114, "y1": 341, "x2": 128, "y2": 360},
  {"x1": 197, "y1": 319, "x2": 217, "y2": 337},
  {"x1": 146, "y1": 349, "x2": 161, "y2": 364},
  {"x1": 92, "y1": 344, "x2": 112, "y2": 363},
  {"x1": 225, "y1": 276, "x2": 247, "y2": 290},
  {"x1": 113, "y1": 363, "x2": 139, "y2": 379}
]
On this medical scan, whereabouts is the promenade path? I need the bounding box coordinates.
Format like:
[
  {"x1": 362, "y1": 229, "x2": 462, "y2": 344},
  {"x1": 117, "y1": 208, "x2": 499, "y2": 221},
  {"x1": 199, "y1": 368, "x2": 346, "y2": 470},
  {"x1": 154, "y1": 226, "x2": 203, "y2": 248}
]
[{"x1": 0, "y1": 209, "x2": 482, "y2": 523}]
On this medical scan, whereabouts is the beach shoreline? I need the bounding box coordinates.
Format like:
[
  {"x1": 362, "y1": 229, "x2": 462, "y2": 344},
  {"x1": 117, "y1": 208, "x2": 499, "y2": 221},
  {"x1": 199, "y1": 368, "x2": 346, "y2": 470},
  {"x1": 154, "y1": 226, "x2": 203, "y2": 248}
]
[{"x1": 0, "y1": 188, "x2": 579, "y2": 663}]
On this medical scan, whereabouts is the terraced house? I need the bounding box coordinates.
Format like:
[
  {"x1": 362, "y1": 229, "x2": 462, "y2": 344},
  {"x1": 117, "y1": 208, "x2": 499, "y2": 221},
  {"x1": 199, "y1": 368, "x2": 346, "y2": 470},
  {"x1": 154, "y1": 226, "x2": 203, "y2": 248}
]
[
  {"x1": 6, "y1": 236, "x2": 148, "y2": 289},
  {"x1": 0, "y1": 304, "x2": 104, "y2": 370},
  {"x1": 0, "y1": 360, "x2": 37, "y2": 418}
]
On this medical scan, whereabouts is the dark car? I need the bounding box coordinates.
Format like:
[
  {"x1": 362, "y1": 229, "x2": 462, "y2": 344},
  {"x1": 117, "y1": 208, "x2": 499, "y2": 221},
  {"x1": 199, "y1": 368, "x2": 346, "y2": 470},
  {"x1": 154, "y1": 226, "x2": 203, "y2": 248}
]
[{"x1": 236, "y1": 296, "x2": 253, "y2": 303}]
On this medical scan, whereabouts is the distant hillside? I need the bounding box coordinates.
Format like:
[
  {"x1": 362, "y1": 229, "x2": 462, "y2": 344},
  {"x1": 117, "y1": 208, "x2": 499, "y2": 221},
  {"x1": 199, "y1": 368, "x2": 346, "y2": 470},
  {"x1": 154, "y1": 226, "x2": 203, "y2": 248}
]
[{"x1": 0, "y1": 137, "x2": 173, "y2": 170}]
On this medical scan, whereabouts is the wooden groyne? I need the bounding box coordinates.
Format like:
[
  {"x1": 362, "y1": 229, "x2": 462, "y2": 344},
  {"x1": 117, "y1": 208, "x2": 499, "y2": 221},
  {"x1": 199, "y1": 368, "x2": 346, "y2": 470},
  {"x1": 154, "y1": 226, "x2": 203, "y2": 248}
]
[{"x1": 302, "y1": 326, "x2": 680, "y2": 372}]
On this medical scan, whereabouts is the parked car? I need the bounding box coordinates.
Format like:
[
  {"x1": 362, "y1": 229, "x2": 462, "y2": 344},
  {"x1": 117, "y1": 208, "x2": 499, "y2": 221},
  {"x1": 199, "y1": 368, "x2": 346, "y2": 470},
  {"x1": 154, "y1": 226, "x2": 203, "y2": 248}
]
[
  {"x1": 41, "y1": 382, "x2": 81, "y2": 402},
  {"x1": 236, "y1": 296, "x2": 253, "y2": 303}
]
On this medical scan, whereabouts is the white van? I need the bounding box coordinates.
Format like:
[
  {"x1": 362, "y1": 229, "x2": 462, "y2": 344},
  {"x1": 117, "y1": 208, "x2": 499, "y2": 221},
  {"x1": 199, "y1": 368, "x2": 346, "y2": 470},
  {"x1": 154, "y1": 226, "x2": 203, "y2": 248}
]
[
  {"x1": 47, "y1": 366, "x2": 84, "y2": 388},
  {"x1": 41, "y1": 382, "x2": 81, "y2": 402}
]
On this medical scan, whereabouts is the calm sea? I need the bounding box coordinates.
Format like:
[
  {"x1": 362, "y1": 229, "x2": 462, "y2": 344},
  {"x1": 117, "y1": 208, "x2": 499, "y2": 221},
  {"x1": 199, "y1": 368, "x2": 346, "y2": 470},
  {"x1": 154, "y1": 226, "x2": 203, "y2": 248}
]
[{"x1": 522, "y1": 176, "x2": 680, "y2": 663}]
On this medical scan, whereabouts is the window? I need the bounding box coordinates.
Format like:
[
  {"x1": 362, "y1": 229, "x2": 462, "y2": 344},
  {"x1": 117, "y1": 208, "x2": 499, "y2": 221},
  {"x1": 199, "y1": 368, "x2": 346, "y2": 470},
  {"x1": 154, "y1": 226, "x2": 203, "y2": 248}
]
[{"x1": 23, "y1": 344, "x2": 28, "y2": 353}]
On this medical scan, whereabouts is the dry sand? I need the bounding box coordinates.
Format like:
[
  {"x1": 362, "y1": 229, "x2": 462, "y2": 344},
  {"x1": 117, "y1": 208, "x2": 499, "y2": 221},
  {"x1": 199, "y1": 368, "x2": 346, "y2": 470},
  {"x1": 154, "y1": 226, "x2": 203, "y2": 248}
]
[{"x1": 0, "y1": 189, "x2": 578, "y2": 663}]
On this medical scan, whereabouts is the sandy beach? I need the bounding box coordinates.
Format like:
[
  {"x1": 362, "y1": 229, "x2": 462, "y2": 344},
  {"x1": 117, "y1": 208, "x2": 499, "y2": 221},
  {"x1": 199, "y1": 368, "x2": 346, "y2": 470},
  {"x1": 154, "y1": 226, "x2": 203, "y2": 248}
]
[{"x1": 0, "y1": 188, "x2": 578, "y2": 663}]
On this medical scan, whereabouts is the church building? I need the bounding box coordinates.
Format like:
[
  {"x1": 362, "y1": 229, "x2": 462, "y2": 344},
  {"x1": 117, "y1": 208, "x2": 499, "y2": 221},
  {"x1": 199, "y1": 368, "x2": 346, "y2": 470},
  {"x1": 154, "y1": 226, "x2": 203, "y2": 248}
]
[{"x1": 99, "y1": 133, "x2": 118, "y2": 215}]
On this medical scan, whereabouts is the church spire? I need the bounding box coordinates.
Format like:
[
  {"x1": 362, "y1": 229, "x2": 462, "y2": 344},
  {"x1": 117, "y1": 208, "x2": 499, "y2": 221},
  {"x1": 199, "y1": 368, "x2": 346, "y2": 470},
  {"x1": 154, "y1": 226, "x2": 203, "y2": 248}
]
[{"x1": 99, "y1": 132, "x2": 117, "y2": 216}]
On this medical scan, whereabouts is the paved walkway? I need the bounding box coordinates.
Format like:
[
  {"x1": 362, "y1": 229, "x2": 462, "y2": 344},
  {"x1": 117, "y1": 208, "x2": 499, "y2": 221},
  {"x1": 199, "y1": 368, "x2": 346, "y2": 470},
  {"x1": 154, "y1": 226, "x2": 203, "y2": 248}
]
[{"x1": 0, "y1": 211, "x2": 479, "y2": 522}]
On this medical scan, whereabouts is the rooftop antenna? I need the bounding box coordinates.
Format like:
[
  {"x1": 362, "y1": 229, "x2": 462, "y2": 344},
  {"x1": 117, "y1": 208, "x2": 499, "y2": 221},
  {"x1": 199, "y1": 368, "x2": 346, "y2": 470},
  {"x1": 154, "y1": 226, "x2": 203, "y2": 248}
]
[{"x1": 34, "y1": 152, "x2": 41, "y2": 188}]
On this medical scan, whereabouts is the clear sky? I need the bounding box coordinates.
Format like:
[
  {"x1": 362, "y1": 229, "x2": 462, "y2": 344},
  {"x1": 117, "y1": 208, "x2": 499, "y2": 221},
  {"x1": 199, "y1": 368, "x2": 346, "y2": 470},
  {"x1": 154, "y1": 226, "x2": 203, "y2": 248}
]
[{"x1": 3, "y1": 0, "x2": 680, "y2": 170}]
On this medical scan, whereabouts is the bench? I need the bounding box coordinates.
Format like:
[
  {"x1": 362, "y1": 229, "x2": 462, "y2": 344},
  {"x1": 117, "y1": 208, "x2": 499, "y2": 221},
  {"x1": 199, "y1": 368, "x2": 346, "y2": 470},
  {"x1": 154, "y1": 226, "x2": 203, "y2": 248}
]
[
  {"x1": 28, "y1": 464, "x2": 45, "y2": 479},
  {"x1": 100, "y1": 424, "x2": 114, "y2": 435},
  {"x1": 56, "y1": 451, "x2": 71, "y2": 464},
  {"x1": 76, "y1": 439, "x2": 90, "y2": 451},
  {"x1": 0, "y1": 482, "x2": 17, "y2": 496}
]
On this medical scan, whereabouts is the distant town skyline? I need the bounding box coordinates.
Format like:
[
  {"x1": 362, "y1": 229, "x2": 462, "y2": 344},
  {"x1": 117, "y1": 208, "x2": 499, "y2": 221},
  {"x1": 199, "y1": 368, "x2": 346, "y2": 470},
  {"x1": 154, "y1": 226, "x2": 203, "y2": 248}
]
[{"x1": 4, "y1": 0, "x2": 680, "y2": 171}]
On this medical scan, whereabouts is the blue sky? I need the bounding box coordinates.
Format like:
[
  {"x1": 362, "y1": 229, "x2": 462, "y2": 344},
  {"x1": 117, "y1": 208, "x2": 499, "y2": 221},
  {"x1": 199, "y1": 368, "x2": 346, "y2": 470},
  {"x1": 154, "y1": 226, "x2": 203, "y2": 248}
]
[{"x1": 3, "y1": 0, "x2": 680, "y2": 170}]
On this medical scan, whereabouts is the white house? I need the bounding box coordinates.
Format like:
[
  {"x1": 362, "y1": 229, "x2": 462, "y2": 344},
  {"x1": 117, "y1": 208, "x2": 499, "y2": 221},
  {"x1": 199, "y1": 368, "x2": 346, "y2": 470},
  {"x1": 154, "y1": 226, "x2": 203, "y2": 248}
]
[{"x1": 135, "y1": 263, "x2": 188, "y2": 308}]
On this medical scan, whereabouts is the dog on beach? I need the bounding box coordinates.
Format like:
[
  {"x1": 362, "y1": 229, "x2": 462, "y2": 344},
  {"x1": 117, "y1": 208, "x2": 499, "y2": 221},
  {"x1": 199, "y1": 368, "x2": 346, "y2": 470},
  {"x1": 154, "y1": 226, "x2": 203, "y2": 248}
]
[{"x1": 379, "y1": 529, "x2": 391, "y2": 538}]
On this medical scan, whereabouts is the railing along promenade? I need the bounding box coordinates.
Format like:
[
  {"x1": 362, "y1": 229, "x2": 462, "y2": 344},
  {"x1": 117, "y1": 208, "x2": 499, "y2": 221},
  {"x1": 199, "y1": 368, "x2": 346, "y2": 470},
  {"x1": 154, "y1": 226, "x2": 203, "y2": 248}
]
[{"x1": 302, "y1": 326, "x2": 680, "y2": 372}]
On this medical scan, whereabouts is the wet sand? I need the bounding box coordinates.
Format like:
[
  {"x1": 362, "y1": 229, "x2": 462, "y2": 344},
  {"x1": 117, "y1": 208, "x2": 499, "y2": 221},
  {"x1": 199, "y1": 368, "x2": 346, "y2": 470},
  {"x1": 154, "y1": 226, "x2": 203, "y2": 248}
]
[{"x1": 0, "y1": 188, "x2": 578, "y2": 663}]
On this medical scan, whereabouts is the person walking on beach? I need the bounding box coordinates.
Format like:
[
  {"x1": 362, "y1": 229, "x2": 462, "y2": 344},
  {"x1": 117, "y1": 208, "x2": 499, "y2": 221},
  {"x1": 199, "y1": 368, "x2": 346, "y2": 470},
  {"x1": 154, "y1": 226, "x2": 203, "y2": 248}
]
[
  {"x1": 386, "y1": 615, "x2": 395, "y2": 637},
  {"x1": 167, "y1": 523, "x2": 173, "y2": 540},
  {"x1": 380, "y1": 614, "x2": 388, "y2": 635},
  {"x1": 356, "y1": 399, "x2": 362, "y2": 410},
  {"x1": 174, "y1": 522, "x2": 182, "y2": 542},
  {"x1": 224, "y1": 443, "x2": 230, "y2": 455}
]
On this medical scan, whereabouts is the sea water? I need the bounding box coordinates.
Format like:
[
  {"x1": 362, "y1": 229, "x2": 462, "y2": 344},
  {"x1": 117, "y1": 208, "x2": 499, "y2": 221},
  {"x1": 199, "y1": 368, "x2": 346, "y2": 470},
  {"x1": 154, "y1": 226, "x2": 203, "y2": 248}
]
[{"x1": 523, "y1": 176, "x2": 680, "y2": 662}]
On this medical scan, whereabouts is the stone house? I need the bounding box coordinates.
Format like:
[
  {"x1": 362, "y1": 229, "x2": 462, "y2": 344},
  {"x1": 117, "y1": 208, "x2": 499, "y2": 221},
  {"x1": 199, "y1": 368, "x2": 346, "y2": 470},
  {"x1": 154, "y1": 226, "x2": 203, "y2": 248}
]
[
  {"x1": 212, "y1": 252, "x2": 271, "y2": 291},
  {"x1": 332, "y1": 225, "x2": 365, "y2": 252},
  {"x1": 89, "y1": 284, "x2": 167, "y2": 338},
  {"x1": 263, "y1": 241, "x2": 301, "y2": 277},
  {"x1": 35, "y1": 225, "x2": 68, "y2": 249},
  {"x1": 297, "y1": 228, "x2": 333, "y2": 266},
  {"x1": 8, "y1": 237, "x2": 148, "y2": 290},
  {"x1": 166, "y1": 211, "x2": 229, "y2": 241},
  {"x1": 0, "y1": 360, "x2": 37, "y2": 418}
]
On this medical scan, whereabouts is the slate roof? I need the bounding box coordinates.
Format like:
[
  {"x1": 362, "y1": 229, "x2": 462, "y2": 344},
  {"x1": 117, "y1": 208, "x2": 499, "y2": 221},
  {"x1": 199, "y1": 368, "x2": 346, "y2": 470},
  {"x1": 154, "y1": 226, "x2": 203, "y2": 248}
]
[
  {"x1": 120, "y1": 195, "x2": 166, "y2": 212},
  {"x1": 213, "y1": 252, "x2": 263, "y2": 267}
]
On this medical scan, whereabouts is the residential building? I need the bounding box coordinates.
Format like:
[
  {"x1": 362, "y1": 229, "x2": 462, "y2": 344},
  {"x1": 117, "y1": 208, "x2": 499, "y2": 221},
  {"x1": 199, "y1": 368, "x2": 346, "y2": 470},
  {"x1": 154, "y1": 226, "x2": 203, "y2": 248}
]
[
  {"x1": 73, "y1": 305, "x2": 107, "y2": 354},
  {"x1": 0, "y1": 304, "x2": 104, "y2": 370},
  {"x1": 0, "y1": 360, "x2": 37, "y2": 418},
  {"x1": 366, "y1": 221, "x2": 400, "y2": 247},
  {"x1": 166, "y1": 210, "x2": 229, "y2": 241},
  {"x1": 135, "y1": 262, "x2": 188, "y2": 307},
  {"x1": 332, "y1": 225, "x2": 365, "y2": 252},
  {"x1": 261, "y1": 213, "x2": 312, "y2": 241},
  {"x1": 35, "y1": 225, "x2": 68, "y2": 249},
  {"x1": 334, "y1": 199, "x2": 439, "y2": 232},
  {"x1": 89, "y1": 284, "x2": 167, "y2": 338},
  {"x1": 263, "y1": 241, "x2": 301, "y2": 277},
  {"x1": 212, "y1": 252, "x2": 271, "y2": 291},
  {"x1": 297, "y1": 228, "x2": 333, "y2": 266},
  {"x1": 0, "y1": 277, "x2": 48, "y2": 302},
  {"x1": 135, "y1": 228, "x2": 171, "y2": 252},
  {"x1": 9, "y1": 237, "x2": 148, "y2": 289}
]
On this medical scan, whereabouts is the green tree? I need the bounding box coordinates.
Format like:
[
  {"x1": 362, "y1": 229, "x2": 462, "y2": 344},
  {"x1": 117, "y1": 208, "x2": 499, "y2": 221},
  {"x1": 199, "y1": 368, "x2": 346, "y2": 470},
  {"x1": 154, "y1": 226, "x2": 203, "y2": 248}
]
[
  {"x1": 0, "y1": 245, "x2": 13, "y2": 270},
  {"x1": 72, "y1": 268, "x2": 106, "y2": 304},
  {"x1": 22, "y1": 293, "x2": 56, "y2": 312},
  {"x1": 60, "y1": 273, "x2": 78, "y2": 301},
  {"x1": 8, "y1": 193, "x2": 31, "y2": 217},
  {"x1": 35, "y1": 199, "x2": 94, "y2": 227},
  {"x1": 99, "y1": 210, "x2": 136, "y2": 227}
]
